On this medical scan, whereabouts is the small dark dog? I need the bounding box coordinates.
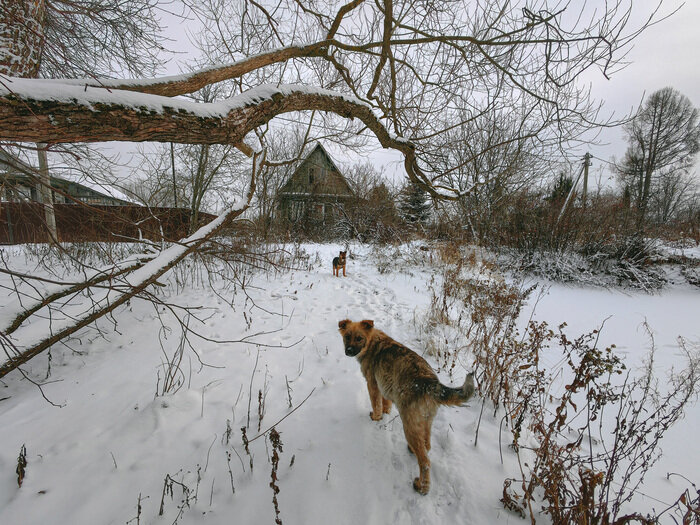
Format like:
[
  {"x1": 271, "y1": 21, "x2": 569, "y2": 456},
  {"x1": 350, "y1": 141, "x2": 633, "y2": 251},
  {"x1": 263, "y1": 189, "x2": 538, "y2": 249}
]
[
  {"x1": 332, "y1": 250, "x2": 347, "y2": 277},
  {"x1": 338, "y1": 319, "x2": 475, "y2": 494}
]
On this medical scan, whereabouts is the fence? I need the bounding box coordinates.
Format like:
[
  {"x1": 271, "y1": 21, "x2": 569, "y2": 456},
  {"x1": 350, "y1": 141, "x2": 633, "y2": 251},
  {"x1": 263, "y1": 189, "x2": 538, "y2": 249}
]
[{"x1": 0, "y1": 202, "x2": 216, "y2": 244}]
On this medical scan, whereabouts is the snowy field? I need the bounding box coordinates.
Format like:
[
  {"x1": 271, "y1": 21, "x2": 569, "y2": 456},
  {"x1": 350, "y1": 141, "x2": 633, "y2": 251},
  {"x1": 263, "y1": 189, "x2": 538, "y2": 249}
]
[{"x1": 0, "y1": 243, "x2": 698, "y2": 524}]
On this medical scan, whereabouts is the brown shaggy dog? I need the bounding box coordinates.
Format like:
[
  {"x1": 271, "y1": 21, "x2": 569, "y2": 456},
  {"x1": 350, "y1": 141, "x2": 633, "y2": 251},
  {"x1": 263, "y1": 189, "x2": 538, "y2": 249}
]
[
  {"x1": 338, "y1": 319, "x2": 475, "y2": 494},
  {"x1": 332, "y1": 250, "x2": 347, "y2": 277}
]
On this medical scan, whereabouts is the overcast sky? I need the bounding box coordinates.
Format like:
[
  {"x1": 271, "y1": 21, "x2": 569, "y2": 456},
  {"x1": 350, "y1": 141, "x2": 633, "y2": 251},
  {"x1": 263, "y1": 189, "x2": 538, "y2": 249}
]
[
  {"x1": 147, "y1": 1, "x2": 700, "y2": 192},
  {"x1": 302, "y1": 1, "x2": 700, "y2": 188},
  {"x1": 581, "y1": 0, "x2": 700, "y2": 187}
]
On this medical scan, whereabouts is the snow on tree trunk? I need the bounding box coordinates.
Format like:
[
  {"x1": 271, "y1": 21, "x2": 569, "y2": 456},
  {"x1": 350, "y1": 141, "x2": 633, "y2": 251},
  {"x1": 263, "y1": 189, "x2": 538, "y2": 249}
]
[
  {"x1": 0, "y1": 2, "x2": 57, "y2": 241},
  {"x1": 0, "y1": 0, "x2": 45, "y2": 78}
]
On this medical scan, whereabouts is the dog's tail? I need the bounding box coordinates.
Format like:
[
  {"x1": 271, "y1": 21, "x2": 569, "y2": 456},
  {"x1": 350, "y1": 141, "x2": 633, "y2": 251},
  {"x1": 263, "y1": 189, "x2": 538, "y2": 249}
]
[{"x1": 434, "y1": 372, "x2": 475, "y2": 406}]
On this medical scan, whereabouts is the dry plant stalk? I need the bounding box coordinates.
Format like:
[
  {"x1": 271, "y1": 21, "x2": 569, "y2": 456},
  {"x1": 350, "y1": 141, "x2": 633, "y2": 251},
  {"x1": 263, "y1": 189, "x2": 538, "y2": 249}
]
[
  {"x1": 423, "y1": 248, "x2": 534, "y2": 405},
  {"x1": 16, "y1": 444, "x2": 27, "y2": 487},
  {"x1": 224, "y1": 418, "x2": 232, "y2": 445},
  {"x1": 663, "y1": 487, "x2": 700, "y2": 524},
  {"x1": 158, "y1": 472, "x2": 193, "y2": 523},
  {"x1": 226, "y1": 451, "x2": 236, "y2": 495},
  {"x1": 158, "y1": 318, "x2": 191, "y2": 396},
  {"x1": 422, "y1": 247, "x2": 699, "y2": 523},
  {"x1": 501, "y1": 324, "x2": 700, "y2": 525},
  {"x1": 269, "y1": 427, "x2": 283, "y2": 525},
  {"x1": 126, "y1": 493, "x2": 145, "y2": 525},
  {"x1": 258, "y1": 389, "x2": 265, "y2": 432},
  {"x1": 241, "y1": 426, "x2": 254, "y2": 472}
]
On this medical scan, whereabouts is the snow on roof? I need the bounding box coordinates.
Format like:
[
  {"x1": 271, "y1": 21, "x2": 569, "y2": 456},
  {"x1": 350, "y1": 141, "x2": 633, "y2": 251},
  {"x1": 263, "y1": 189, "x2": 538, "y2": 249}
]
[
  {"x1": 0, "y1": 148, "x2": 134, "y2": 204},
  {"x1": 51, "y1": 170, "x2": 134, "y2": 203}
]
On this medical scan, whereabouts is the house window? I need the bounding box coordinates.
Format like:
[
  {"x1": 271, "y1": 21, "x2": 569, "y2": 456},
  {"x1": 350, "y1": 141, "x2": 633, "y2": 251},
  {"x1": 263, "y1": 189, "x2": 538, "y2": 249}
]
[
  {"x1": 290, "y1": 200, "x2": 305, "y2": 220},
  {"x1": 309, "y1": 167, "x2": 320, "y2": 185},
  {"x1": 16, "y1": 185, "x2": 32, "y2": 201}
]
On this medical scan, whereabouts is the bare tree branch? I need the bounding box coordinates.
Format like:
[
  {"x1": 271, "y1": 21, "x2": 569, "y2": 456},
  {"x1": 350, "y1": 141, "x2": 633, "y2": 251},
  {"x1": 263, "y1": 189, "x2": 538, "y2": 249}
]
[{"x1": 0, "y1": 79, "x2": 458, "y2": 198}]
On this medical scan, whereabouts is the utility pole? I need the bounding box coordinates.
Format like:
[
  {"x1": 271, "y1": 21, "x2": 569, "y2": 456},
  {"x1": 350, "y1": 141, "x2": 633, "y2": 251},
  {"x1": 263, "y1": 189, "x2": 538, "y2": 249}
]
[
  {"x1": 170, "y1": 143, "x2": 178, "y2": 208},
  {"x1": 556, "y1": 162, "x2": 583, "y2": 227},
  {"x1": 37, "y1": 144, "x2": 58, "y2": 243},
  {"x1": 582, "y1": 152, "x2": 591, "y2": 208}
]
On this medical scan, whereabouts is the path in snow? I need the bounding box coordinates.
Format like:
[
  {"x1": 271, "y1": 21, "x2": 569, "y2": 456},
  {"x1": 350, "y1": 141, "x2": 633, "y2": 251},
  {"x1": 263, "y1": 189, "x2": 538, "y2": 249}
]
[{"x1": 0, "y1": 243, "x2": 697, "y2": 524}]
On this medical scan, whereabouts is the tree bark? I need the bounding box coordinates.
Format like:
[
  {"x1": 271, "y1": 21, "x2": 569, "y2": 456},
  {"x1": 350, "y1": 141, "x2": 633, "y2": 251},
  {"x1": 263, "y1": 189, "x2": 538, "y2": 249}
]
[
  {"x1": 0, "y1": 82, "x2": 455, "y2": 198},
  {"x1": 0, "y1": 0, "x2": 45, "y2": 77},
  {"x1": 36, "y1": 143, "x2": 57, "y2": 242}
]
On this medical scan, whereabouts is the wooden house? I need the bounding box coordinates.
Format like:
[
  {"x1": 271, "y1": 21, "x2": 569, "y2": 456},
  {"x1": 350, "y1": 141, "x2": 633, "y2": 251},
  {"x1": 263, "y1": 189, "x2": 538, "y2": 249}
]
[
  {"x1": 0, "y1": 149, "x2": 208, "y2": 244},
  {"x1": 276, "y1": 143, "x2": 355, "y2": 226},
  {"x1": 0, "y1": 149, "x2": 130, "y2": 206}
]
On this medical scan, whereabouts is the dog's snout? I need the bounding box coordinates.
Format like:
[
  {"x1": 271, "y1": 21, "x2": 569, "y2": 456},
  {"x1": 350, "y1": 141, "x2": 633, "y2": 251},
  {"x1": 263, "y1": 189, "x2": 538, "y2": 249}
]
[{"x1": 345, "y1": 346, "x2": 360, "y2": 357}]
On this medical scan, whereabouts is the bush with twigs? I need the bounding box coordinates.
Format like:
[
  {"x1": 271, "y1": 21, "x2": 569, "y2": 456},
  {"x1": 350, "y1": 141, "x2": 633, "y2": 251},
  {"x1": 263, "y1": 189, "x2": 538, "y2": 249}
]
[{"x1": 420, "y1": 250, "x2": 700, "y2": 523}]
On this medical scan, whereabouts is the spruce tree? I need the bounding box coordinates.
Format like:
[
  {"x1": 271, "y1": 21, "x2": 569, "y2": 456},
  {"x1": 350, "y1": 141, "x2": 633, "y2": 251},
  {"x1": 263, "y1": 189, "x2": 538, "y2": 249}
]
[{"x1": 399, "y1": 182, "x2": 432, "y2": 228}]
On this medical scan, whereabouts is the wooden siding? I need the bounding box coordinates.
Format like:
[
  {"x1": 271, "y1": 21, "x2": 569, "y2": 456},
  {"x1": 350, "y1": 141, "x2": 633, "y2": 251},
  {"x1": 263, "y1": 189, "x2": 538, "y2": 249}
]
[
  {"x1": 277, "y1": 144, "x2": 355, "y2": 224},
  {"x1": 0, "y1": 202, "x2": 215, "y2": 244}
]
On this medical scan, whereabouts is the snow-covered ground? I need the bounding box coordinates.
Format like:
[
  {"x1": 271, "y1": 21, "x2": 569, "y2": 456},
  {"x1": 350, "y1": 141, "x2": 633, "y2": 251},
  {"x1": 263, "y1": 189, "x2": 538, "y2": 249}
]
[{"x1": 0, "y1": 243, "x2": 698, "y2": 524}]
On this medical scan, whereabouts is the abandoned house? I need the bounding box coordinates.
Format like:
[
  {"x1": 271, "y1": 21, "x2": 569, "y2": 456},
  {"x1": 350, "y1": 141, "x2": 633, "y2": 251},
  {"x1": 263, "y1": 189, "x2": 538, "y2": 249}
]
[
  {"x1": 276, "y1": 143, "x2": 355, "y2": 229},
  {"x1": 0, "y1": 149, "x2": 130, "y2": 206}
]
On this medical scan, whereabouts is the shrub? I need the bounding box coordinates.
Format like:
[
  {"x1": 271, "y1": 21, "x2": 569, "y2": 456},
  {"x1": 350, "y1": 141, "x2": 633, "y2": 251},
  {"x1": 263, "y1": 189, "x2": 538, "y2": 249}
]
[{"x1": 420, "y1": 255, "x2": 700, "y2": 523}]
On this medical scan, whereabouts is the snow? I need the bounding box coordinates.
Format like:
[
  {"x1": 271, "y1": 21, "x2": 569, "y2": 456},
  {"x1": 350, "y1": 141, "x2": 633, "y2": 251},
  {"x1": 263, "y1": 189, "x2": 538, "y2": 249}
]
[
  {"x1": 1, "y1": 201, "x2": 245, "y2": 357},
  {"x1": 0, "y1": 243, "x2": 698, "y2": 524},
  {"x1": 0, "y1": 77, "x2": 372, "y2": 119},
  {"x1": 520, "y1": 277, "x2": 700, "y2": 514},
  {"x1": 0, "y1": 251, "x2": 153, "y2": 336}
]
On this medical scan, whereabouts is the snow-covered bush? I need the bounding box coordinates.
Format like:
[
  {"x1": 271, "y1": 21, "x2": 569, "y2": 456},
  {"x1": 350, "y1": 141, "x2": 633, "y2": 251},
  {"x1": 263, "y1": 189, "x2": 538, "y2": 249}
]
[{"x1": 496, "y1": 244, "x2": 668, "y2": 292}]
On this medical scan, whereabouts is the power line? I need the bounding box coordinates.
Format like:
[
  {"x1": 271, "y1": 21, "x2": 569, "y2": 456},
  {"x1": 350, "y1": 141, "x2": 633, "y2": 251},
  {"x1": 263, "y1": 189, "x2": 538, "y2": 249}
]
[{"x1": 590, "y1": 154, "x2": 617, "y2": 167}]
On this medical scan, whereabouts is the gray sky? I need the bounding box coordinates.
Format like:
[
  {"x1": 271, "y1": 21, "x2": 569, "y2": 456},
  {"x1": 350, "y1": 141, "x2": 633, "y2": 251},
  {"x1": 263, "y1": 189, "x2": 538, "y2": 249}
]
[
  {"x1": 145, "y1": 1, "x2": 700, "y2": 192},
  {"x1": 582, "y1": 0, "x2": 700, "y2": 187},
  {"x1": 317, "y1": 1, "x2": 700, "y2": 189}
]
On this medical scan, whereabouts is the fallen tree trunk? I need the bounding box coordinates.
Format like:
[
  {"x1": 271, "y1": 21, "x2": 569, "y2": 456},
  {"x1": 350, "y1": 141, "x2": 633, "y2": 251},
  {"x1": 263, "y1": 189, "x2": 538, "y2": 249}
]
[{"x1": 0, "y1": 256, "x2": 152, "y2": 335}]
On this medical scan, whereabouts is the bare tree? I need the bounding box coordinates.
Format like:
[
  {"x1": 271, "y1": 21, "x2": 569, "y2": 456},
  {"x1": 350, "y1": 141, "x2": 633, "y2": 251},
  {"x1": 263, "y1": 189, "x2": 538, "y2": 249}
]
[
  {"x1": 126, "y1": 141, "x2": 245, "y2": 231},
  {"x1": 250, "y1": 126, "x2": 315, "y2": 239},
  {"x1": 0, "y1": 0, "x2": 669, "y2": 375},
  {"x1": 2, "y1": 0, "x2": 666, "y2": 196},
  {"x1": 435, "y1": 105, "x2": 553, "y2": 241},
  {"x1": 39, "y1": 0, "x2": 165, "y2": 78},
  {"x1": 617, "y1": 87, "x2": 700, "y2": 228},
  {"x1": 649, "y1": 169, "x2": 697, "y2": 224},
  {"x1": 337, "y1": 161, "x2": 400, "y2": 242},
  {"x1": 1, "y1": 0, "x2": 169, "y2": 242},
  {"x1": 126, "y1": 83, "x2": 248, "y2": 233}
]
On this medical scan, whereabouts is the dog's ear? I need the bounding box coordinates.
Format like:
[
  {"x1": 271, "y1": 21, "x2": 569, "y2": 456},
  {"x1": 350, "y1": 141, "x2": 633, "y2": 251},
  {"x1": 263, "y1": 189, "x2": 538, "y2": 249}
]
[
  {"x1": 338, "y1": 319, "x2": 351, "y2": 331},
  {"x1": 360, "y1": 319, "x2": 374, "y2": 330}
]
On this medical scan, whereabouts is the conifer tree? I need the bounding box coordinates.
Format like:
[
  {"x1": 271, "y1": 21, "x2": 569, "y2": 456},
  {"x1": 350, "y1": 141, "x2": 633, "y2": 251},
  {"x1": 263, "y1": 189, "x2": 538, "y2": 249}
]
[{"x1": 399, "y1": 182, "x2": 432, "y2": 228}]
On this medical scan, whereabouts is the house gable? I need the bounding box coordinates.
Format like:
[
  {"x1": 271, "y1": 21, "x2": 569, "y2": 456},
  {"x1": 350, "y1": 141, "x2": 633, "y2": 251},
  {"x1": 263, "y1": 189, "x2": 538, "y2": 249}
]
[
  {"x1": 278, "y1": 144, "x2": 354, "y2": 199},
  {"x1": 276, "y1": 143, "x2": 356, "y2": 230}
]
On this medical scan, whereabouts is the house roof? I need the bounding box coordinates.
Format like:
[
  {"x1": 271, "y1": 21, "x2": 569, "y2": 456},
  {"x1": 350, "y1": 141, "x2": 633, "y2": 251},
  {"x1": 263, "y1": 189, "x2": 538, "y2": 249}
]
[
  {"x1": 0, "y1": 148, "x2": 133, "y2": 204},
  {"x1": 278, "y1": 143, "x2": 354, "y2": 199}
]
